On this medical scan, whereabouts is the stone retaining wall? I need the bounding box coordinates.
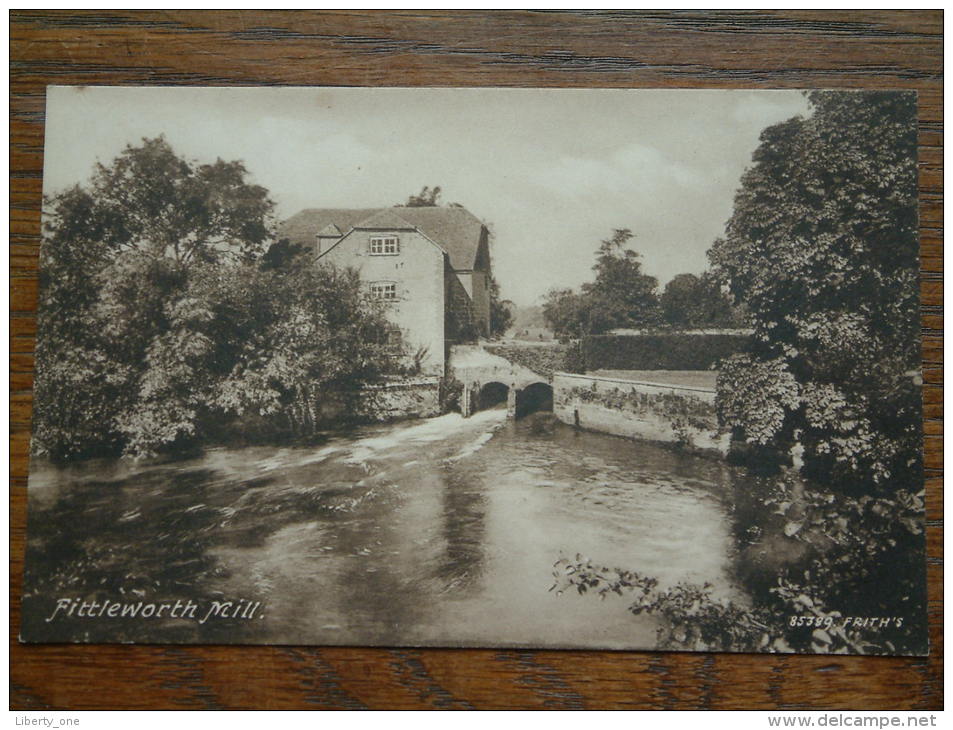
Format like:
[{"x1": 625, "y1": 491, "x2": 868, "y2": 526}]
[
  {"x1": 552, "y1": 372, "x2": 730, "y2": 456},
  {"x1": 358, "y1": 377, "x2": 441, "y2": 420}
]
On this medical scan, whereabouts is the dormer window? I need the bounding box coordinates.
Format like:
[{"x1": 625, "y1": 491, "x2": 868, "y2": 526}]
[
  {"x1": 370, "y1": 235, "x2": 399, "y2": 255},
  {"x1": 371, "y1": 281, "x2": 398, "y2": 300}
]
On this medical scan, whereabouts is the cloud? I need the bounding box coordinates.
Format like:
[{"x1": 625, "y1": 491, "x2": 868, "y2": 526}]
[{"x1": 531, "y1": 140, "x2": 704, "y2": 209}]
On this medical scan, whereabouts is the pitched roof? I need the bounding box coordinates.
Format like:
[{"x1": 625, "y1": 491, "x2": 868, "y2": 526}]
[
  {"x1": 316, "y1": 223, "x2": 344, "y2": 237},
  {"x1": 388, "y1": 206, "x2": 486, "y2": 271},
  {"x1": 279, "y1": 206, "x2": 487, "y2": 270},
  {"x1": 352, "y1": 208, "x2": 417, "y2": 231},
  {"x1": 280, "y1": 208, "x2": 377, "y2": 247}
]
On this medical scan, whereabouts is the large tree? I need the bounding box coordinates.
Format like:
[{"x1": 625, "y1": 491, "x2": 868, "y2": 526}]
[
  {"x1": 34, "y1": 137, "x2": 274, "y2": 459},
  {"x1": 583, "y1": 229, "x2": 663, "y2": 332},
  {"x1": 709, "y1": 91, "x2": 920, "y2": 492},
  {"x1": 541, "y1": 287, "x2": 590, "y2": 341},
  {"x1": 84, "y1": 136, "x2": 273, "y2": 264},
  {"x1": 660, "y1": 271, "x2": 743, "y2": 330},
  {"x1": 543, "y1": 229, "x2": 662, "y2": 339},
  {"x1": 34, "y1": 138, "x2": 402, "y2": 460}
]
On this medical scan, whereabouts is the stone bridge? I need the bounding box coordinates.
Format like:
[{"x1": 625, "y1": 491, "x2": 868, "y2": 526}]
[{"x1": 449, "y1": 345, "x2": 554, "y2": 418}]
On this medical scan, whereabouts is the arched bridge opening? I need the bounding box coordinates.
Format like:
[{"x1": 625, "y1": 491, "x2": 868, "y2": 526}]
[
  {"x1": 515, "y1": 382, "x2": 554, "y2": 419},
  {"x1": 476, "y1": 381, "x2": 510, "y2": 412}
]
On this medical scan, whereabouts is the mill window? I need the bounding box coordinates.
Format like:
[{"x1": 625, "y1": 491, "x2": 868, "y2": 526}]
[
  {"x1": 371, "y1": 282, "x2": 398, "y2": 300},
  {"x1": 369, "y1": 235, "x2": 399, "y2": 255}
]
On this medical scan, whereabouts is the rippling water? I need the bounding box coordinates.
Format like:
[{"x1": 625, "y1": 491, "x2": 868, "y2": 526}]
[{"x1": 23, "y1": 408, "x2": 755, "y2": 649}]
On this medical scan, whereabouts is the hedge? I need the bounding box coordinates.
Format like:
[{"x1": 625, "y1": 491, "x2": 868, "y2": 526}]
[{"x1": 574, "y1": 333, "x2": 750, "y2": 372}]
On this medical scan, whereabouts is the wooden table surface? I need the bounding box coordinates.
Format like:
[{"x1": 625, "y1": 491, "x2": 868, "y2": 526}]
[{"x1": 10, "y1": 10, "x2": 943, "y2": 710}]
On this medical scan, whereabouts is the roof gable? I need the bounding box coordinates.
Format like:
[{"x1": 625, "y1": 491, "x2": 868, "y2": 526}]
[
  {"x1": 352, "y1": 209, "x2": 417, "y2": 230},
  {"x1": 390, "y1": 206, "x2": 486, "y2": 270},
  {"x1": 316, "y1": 223, "x2": 344, "y2": 237},
  {"x1": 280, "y1": 208, "x2": 377, "y2": 248},
  {"x1": 280, "y1": 205, "x2": 488, "y2": 270}
]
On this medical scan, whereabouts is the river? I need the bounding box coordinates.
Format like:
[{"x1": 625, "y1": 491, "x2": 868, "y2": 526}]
[{"x1": 22, "y1": 408, "x2": 755, "y2": 649}]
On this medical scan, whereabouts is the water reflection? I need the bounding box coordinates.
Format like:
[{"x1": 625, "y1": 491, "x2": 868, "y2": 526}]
[
  {"x1": 24, "y1": 409, "x2": 755, "y2": 649},
  {"x1": 436, "y1": 467, "x2": 488, "y2": 594}
]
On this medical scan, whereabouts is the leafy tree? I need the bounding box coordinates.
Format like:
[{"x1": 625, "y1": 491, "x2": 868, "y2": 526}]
[
  {"x1": 542, "y1": 229, "x2": 662, "y2": 339},
  {"x1": 35, "y1": 137, "x2": 275, "y2": 459},
  {"x1": 404, "y1": 185, "x2": 442, "y2": 207},
  {"x1": 709, "y1": 90, "x2": 920, "y2": 493},
  {"x1": 205, "y1": 257, "x2": 402, "y2": 444},
  {"x1": 85, "y1": 136, "x2": 273, "y2": 265},
  {"x1": 33, "y1": 139, "x2": 403, "y2": 460},
  {"x1": 582, "y1": 229, "x2": 662, "y2": 332},
  {"x1": 259, "y1": 238, "x2": 306, "y2": 271},
  {"x1": 541, "y1": 287, "x2": 590, "y2": 341},
  {"x1": 487, "y1": 274, "x2": 513, "y2": 337},
  {"x1": 660, "y1": 271, "x2": 743, "y2": 330}
]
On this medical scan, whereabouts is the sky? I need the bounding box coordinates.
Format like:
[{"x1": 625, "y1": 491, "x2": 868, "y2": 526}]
[{"x1": 44, "y1": 86, "x2": 810, "y2": 307}]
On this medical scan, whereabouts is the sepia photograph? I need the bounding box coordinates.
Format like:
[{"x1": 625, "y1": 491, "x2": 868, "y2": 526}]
[{"x1": 21, "y1": 86, "x2": 926, "y2": 656}]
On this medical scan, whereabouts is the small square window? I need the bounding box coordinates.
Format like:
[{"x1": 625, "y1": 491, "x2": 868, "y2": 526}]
[
  {"x1": 371, "y1": 282, "x2": 397, "y2": 300},
  {"x1": 370, "y1": 235, "x2": 399, "y2": 255}
]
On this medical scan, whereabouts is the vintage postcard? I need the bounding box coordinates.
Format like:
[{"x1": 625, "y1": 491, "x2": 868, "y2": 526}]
[{"x1": 21, "y1": 87, "x2": 926, "y2": 655}]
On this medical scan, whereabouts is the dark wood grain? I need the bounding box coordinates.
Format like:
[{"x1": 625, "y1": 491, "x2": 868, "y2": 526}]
[{"x1": 9, "y1": 10, "x2": 942, "y2": 710}]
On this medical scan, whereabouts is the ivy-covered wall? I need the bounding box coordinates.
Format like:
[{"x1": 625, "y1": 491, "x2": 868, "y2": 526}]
[
  {"x1": 482, "y1": 343, "x2": 568, "y2": 379},
  {"x1": 310, "y1": 377, "x2": 442, "y2": 426},
  {"x1": 552, "y1": 372, "x2": 730, "y2": 455},
  {"x1": 358, "y1": 377, "x2": 442, "y2": 421}
]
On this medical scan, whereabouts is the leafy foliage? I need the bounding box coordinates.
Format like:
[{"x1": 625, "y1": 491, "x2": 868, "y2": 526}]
[
  {"x1": 482, "y1": 343, "x2": 568, "y2": 379},
  {"x1": 33, "y1": 139, "x2": 405, "y2": 460},
  {"x1": 439, "y1": 375, "x2": 465, "y2": 413},
  {"x1": 552, "y1": 557, "x2": 775, "y2": 652},
  {"x1": 85, "y1": 136, "x2": 273, "y2": 265},
  {"x1": 660, "y1": 271, "x2": 747, "y2": 329},
  {"x1": 709, "y1": 91, "x2": 921, "y2": 493},
  {"x1": 404, "y1": 185, "x2": 443, "y2": 207},
  {"x1": 716, "y1": 354, "x2": 801, "y2": 446},
  {"x1": 541, "y1": 288, "x2": 590, "y2": 341},
  {"x1": 487, "y1": 274, "x2": 514, "y2": 338},
  {"x1": 542, "y1": 229, "x2": 662, "y2": 339},
  {"x1": 553, "y1": 91, "x2": 926, "y2": 657}
]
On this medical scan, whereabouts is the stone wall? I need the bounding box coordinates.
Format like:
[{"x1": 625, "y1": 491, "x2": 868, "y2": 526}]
[
  {"x1": 552, "y1": 372, "x2": 730, "y2": 456},
  {"x1": 482, "y1": 342, "x2": 568, "y2": 379},
  {"x1": 290, "y1": 378, "x2": 442, "y2": 432},
  {"x1": 358, "y1": 377, "x2": 442, "y2": 421}
]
